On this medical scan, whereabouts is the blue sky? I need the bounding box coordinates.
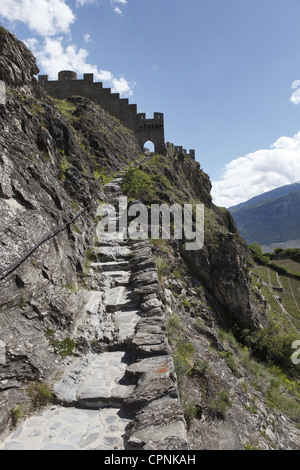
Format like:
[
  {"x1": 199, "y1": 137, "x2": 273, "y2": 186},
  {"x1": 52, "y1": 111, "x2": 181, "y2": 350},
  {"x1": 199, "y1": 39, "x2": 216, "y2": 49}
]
[{"x1": 2, "y1": 0, "x2": 300, "y2": 207}]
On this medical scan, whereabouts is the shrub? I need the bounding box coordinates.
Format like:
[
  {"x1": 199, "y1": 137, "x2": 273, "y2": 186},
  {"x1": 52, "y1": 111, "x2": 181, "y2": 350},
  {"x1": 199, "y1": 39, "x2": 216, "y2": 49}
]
[
  {"x1": 11, "y1": 405, "x2": 24, "y2": 426},
  {"x1": 26, "y1": 382, "x2": 54, "y2": 410},
  {"x1": 241, "y1": 322, "x2": 299, "y2": 377},
  {"x1": 173, "y1": 341, "x2": 196, "y2": 384},
  {"x1": 58, "y1": 156, "x2": 71, "y2": 181},
  {"x1": 208, "y1": 389, "x2": 232, "y2": 419},
  {"x1": 122, "y1": 164, "x2": 155, "y2": 203},
  {"x1": 218, "y1": 350, "x2": 241, "y2": 378},
  {"x1": 182, "y1": 399, "x2": 200, "y2": 424},
  {"x1": 45, "y1": 329, "x2": 75, "y2": 358},
  {"x1": 155, "y1": 255, "x2": 168, "y2": 281}
]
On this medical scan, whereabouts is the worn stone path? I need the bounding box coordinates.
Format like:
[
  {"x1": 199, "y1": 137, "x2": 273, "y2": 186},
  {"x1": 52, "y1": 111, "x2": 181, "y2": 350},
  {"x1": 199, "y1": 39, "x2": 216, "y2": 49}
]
[
  {"x1": 0, "y1": 176, "x2": 188, "y2": 451},
  {"x1": 0, "y1": 177, "x2": 138, "y2": 450}
]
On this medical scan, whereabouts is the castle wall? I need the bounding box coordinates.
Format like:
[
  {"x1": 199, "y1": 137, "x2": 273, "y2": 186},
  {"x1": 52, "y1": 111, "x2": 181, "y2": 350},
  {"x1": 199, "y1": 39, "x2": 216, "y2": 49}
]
[{"x1": 136, "y1": 112, "x2": 166, "y2": 154}]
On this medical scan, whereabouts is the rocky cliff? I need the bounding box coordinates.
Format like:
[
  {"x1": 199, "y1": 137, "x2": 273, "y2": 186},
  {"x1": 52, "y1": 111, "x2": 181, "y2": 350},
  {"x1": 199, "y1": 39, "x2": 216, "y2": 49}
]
[{"x1": 0, "y1": 27, "x2": 299, "y2": 450}]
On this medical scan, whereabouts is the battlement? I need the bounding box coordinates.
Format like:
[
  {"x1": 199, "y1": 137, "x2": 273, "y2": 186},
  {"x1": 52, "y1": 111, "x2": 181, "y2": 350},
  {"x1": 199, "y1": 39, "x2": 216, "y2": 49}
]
[
  {"x1": 38, "y1": 71, "x2": 195, "y2": 159},
  {"x1": 166, "y1": 142, "x2": 195, "y2": 160}
]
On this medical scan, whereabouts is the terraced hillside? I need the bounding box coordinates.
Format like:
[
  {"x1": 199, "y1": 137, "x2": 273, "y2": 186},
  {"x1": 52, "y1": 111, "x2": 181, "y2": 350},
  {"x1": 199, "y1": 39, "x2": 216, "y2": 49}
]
[{"x1": 251, "y1": 264, "x2": 300, "y2": 335}]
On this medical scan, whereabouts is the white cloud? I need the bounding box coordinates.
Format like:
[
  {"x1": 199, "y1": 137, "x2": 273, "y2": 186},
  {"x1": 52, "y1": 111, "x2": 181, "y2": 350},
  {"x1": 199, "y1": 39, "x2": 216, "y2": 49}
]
[
  {"x1": 109, "y1": 0, "x2": 127, "y2": 15},
  {"x1": 0, "y1": 0, "x2": 75, "y2": 37},
  {"x1": 211, "y1": 131, "x2": 300, "y2": 208},
  {"x1": 27, "y1": 36, "x2": 134, "y2": 96},
  {"x1": 83, "y1": 33, "x2": 91, "y2": 44},
  {"x1": 113, "y1": 6, "x2": 123, "y2": 15},
  {"x1": 75, "y1": 0, "x2": 97, "y2": 6},
  {"x1": 112, "y1": 76, "x2": 133, "y2": 96},
  {"x1": 1, "y1": 0, "x2": 133, "y2": 96}
]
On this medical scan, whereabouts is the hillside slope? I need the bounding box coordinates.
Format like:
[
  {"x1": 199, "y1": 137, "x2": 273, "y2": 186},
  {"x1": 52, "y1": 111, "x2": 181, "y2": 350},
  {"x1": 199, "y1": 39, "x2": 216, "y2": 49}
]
[{"x1": 0, "y1": 27, "x2": 299, "y2": 450}]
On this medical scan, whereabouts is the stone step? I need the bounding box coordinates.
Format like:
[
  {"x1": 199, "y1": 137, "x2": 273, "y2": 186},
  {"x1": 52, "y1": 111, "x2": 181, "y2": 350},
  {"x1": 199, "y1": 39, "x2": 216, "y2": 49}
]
[
  {"x1": 104, "y1": 286, "x2": 136, "y2": 312},
  {"x1": 91, "y1": 261, "x2": 130, "y2": 272},
  {"x1": 115, "y1": 309, "x2": 141, "y2": 344},
  {"x1": 101, "y1": 271, "x2": 131, "y2": 286},
  {"x1": 84, "y1": 291, "x2": 103, "y2": 315},
  {"x1": 93, "y1": 246, "x2": 131, "y2": 261},
  {"x1": 53, "y1": 352, "x2": 134, "y2": 410},
  {"x1": 95, "y1": 228, "x2": 127, "y2": 245},
  {"x1": 0, "y1": 407, "x2": 130, "y2": 450},
  {"x1": 76, "y1": 353, "x2": 134, "y2": 409}
]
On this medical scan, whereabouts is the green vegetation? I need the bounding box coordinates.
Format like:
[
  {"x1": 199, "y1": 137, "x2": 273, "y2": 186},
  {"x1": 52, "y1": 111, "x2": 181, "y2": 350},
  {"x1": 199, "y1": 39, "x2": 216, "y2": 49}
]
[
  {"x1": 27, "y1": 101, "x2": 45, "y2": 118},
  {"x1": 45, "y1": 329, "x2": 75, "y2": 358},
  {"x1": 208, "y1": 389, "x2": 232, "y2": 419},
  {"x1": 181, "y1": 399, "x2": 200, "y2": 424},
  {"x1": 154, "y1": 255, "x2": 169, "y2": 282},
  {"x1": 58, "y1": 154, "x2": 71, "y2": 181},
  {"x1": 0, "y1": 25, "x2": 8, "y2": 35},
  {"x1": 122, "y1": 164, "x2": 155, "y2": 203},
  {"x1": 173, "y1": 341, "x2": 196, "y2": 385},
  {"x1": 240, "y1": 322, "x2": 299, "y2": 376},
  {"x1": 251, "y1": 262, "x2": 300, "y2": 335},
  {"x1": 218, "y1": 350, "x2": 241, "y2": 378},
  {"x1": 271, "y1": 258, "x2": 300, "y2": 276},
  {"x1": 218, "y1": 327, "x2": 300, "y2": 424},
  {"x1": 11, "y1": 405, "x2": 24, "y2": 426},
  {"x1": 54, "y1": 99, "x2": 78, "y2": 123},
  {"x1": 26, "y1": 382, "x2": 54, "y2": 410},
  {"x1": 205, "y1": 206, "x2": 229, "y2": 248},
  {"x1": 122, "y1": 153, "x2": 188, "y2": 205},
  {"x1": 93, "y1": 170, "x2": 115, "y2": 186}
]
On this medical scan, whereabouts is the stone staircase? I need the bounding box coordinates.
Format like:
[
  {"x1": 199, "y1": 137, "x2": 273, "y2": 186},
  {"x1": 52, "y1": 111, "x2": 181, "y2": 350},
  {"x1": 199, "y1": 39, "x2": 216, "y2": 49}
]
[{"x1": 0, "y1": 176, "x2": 188, "y2": 451}]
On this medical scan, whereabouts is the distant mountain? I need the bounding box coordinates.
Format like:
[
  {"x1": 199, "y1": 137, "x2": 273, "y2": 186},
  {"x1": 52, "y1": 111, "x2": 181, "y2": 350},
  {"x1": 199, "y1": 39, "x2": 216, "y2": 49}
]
[
  {"x1": 228, "y1": 182, "x2": 300, "y2": 211},
  {"x1": 228, "y1": 183, "x2": 300, "y2": 245}
]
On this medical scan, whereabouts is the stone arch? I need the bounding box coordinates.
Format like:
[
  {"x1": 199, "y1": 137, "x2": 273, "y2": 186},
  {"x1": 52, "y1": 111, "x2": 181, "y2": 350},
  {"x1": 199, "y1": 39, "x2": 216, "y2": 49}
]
[
  {"x1": 137, "y1": 135, "x2": 167, "y2": 156},
  {"x1": 143, "y1": 140, "x2": 155, "y2": 153}
]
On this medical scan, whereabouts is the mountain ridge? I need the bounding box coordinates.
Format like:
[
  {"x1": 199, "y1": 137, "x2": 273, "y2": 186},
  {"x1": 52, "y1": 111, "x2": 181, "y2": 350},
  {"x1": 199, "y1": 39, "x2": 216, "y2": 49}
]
[
  {"x1": 229, "y1": 183, "x2": 300, "y2": 246},
  {"x1": 229, "y1": 182, "x2": 300, "y2": 211}
]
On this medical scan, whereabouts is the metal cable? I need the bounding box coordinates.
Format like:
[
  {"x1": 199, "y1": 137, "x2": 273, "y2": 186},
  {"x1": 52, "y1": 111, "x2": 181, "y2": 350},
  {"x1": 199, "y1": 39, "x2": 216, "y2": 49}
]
[{"x1": 0, "y1": 205, "x2": 89, "y2": 281}]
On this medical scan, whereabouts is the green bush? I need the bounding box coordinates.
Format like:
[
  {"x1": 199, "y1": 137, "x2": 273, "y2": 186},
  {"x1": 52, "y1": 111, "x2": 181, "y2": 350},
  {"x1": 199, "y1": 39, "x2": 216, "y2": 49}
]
[
  {"x1": 122, "y1": 164, "x2": 155, "y2": 203},
  {"x1": 218, "y1": 350, "x2": 241, "y2": 378},
  {"x1": 241, "y1": 322, "x2": 299, "y2": 377},
  {"x1": 155, "y1": 255, "x2": 168, "y2": 281},
  {"x1": 208, "y1": 389, "x2": 232, "y2": 419},
  {"x1": 11, "y1": 405, "x2": 24, "y2": 426},
  {"x1": 26, "y1": 382, "x2": 54, "y2": 410},
  {"x1": 45, "y1": 329, "x2": 75, "y2": 358},
  {"x1": 173, "y1": 341, "x2": 196, "y2": 384}
]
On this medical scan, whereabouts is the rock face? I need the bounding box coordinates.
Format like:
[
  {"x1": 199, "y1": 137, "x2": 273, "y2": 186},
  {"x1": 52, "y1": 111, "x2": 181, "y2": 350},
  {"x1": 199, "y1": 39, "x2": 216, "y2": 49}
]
[
  {"x1": 0, "y1": 28, "x2": 39, "y2": 85},
  {"x1": 181, "y1": 230, "x2": 264, "y2": 330},
  {"x1": 0, "y1": 27, "x2": 141, "y2": 434}
]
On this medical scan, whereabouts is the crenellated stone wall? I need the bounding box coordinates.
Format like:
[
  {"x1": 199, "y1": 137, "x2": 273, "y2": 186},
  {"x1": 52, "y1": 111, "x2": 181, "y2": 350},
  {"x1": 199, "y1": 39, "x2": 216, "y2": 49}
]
[
  {"x1": 39, "y1": 71, "x2": 167, "y2": 155},
  {"x1": 39, "y1": 71, "x2": 195, "y2": 159}
]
